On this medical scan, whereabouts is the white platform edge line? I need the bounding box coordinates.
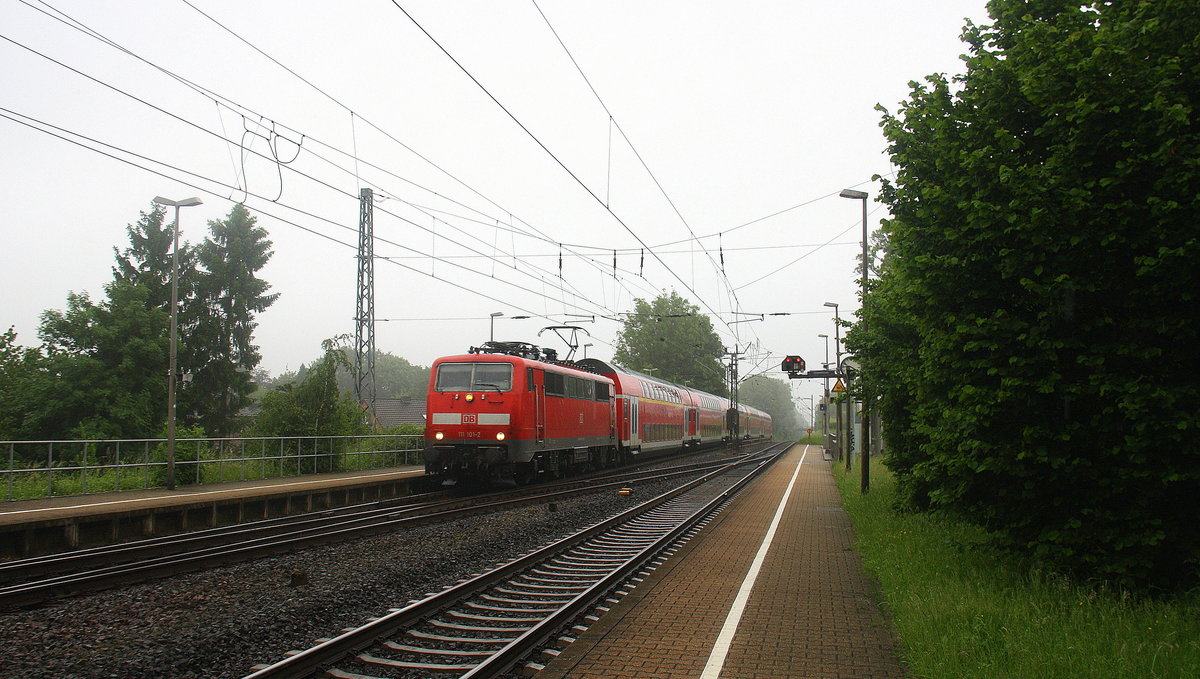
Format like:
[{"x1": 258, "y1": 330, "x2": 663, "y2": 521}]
[{"x1": 699, "y1": 444, "x2": 809, "y2": 679}]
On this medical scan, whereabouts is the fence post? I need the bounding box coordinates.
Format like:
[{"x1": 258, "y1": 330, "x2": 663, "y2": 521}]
[
  {"x1": 47, "y1": 442, "x2": 55, "y2": 497},
  {"x1": 6, "y1": 442, "x2": 13, "y2": 501}
]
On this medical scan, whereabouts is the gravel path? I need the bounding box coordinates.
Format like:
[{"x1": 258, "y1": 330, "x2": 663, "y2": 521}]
[{"x1": 0, "y1": 477, "x2": 693, "y2": 679}]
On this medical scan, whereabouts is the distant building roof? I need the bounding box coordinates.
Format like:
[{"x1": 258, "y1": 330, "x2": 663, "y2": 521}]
[{"x1": 371, "y1": 398, "x2": 426, "y2": 428}]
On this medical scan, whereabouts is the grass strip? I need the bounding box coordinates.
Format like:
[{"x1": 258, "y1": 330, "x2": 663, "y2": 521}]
[{"x1": 833, "y1": 457, "x2": 1200, "y2": 679}]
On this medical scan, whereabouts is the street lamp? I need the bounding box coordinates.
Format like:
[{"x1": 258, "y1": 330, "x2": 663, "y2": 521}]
[
  {"x1": 151, "y1": 195, "x2": 203, "y2": 491},
  {"x1": 840, "y1": 187, "x2": 870, "y2": 494},
  {"x1": 583, "y1": 343, "x2": 593, "y2": 359},
  {"x1": 818, "y1": 333, "x2": 830, "y2": 452},
  {"x1": 823, "y1": 302, "x2": 842, "y2": 373},
  {"x1": 825, "y1": 301, "x2": 845, "y2": 466},
  {"x1": 489, "y1": 311, "x2": 504, "y2": 342}
]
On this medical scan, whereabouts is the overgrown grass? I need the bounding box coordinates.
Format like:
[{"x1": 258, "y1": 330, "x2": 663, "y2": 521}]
[
  {"x1": 796, "y1": 431, "x2": 824, "y2": 445},
  {"x1": 833, "y1": 458, "x2": 1200, "y2": 679}
]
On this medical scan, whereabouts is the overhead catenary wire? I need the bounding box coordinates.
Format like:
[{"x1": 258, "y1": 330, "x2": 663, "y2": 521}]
[
  {"x1": 0, "y1": 22, "x2": 623, "y2": 311},
  {"x1": 22, "y1": 0, "x2": 657, "y2": 313},
  {"x1": 14, "y1": 2, "x2": 845, "y2": 372},
  {"x1": 29, "y1": 0, "x2": 821, "y2": 316},
  {"x1": 27, "y1": 0, "x2": 869, "y2": 272},
  {"x1": 0, "y1": 103, "x2": 617, "y2": 324},
  {"x1": 385, "y1": 0, "x2": 746, "y2": 343},
  {"x1": 530, "y1": 0, "x2": 748, "y2": 332},
  {"x1": 174, "y1": 0, "x2": 659, "y2": 309}
]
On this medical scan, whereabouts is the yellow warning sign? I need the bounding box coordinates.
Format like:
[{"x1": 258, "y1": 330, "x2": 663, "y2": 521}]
[{"x1": 831, "y1": 379, "x2": 846, "y2": 393}]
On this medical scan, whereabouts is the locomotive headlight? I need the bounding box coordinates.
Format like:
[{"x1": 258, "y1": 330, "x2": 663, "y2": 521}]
[
  {"x1": 465, "y1": 393, "x2": 475, "y2": 402},
  {"x1": 434, "y1": 431, "x2": 444, "y2": 440},
  {"x1": 496, "y1": 432, "x2": 506, "y2": 441}
]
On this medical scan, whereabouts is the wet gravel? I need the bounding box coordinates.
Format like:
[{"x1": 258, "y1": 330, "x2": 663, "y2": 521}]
[{"x1": 0, "y1": 475, "x2": 701, "y2": 679}]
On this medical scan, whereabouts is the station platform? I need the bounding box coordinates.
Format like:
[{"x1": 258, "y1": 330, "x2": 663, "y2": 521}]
[
  {"x1": 0, "y1": 465, "x2": 426, "y2": 559},
  {"x1": 538, "y1": 444, "x2": 906, "y2": 679}
]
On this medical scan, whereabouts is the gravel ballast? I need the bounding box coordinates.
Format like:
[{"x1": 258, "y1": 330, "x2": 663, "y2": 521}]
[{"x1": 0, "y1": 475, "x2": 701, "y2": 679}]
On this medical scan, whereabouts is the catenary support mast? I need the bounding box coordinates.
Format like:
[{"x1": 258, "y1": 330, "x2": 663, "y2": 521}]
[{"x1": 355, "y1": 188, "x2": 376, "y2": 412}]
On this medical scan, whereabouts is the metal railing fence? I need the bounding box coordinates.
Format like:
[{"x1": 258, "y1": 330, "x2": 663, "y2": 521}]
[{"x1": 1, "y1": 434, "x2": 425, "y2": 502}]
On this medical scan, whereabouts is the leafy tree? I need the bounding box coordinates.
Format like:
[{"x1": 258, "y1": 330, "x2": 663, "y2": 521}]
[
  {"x1": 185, "y1": 204, "x2": 278, "y2": 435},
  {"x1": 737, "y1": 374, "x2": 803, "y2": 440},
  {"x1": 0, "y1": 328, "x2": 54, "y2": 439},
  {"x1": 112, "y1": 203, "x2": 201, "y2": 312},
  {"x1": 333, "y1": 349, "x2": 430, "y2": 401},
  {"x1": 37, "y1": 282, "x2": 168, "y2": 439},
  {"x1": 251, "y1": 338, "x2": 368, "y2": 439},
  {"x1": 860, "y1": 0, "x2": 1200, "y2": 588},
  {"x1": 613, "y1": 291, "x2": 726, "y2": 395}
]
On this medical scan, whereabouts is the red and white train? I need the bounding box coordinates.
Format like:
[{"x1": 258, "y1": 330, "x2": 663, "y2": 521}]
[{"x1": 423, "y1": 342, "x2": 772, "y2": 483}]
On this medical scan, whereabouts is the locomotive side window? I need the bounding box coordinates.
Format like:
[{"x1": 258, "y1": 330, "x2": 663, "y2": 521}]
[
  {"x1": 434, "y1": 362, "x2": 514, "y2": 392},
  {"x1": 595, "y1": 382, "x2": 611, "y2": 401},
  {"x1": 544, "y1": 371, "x2": 566, "y2": 397},
  {"x1": 567, "y1": 376, "x2": 594, "y2": 400}
]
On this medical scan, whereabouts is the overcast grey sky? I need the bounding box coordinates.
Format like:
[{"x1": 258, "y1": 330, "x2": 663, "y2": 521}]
[{"x1": 0, "y1": 0, "x2": 991, "y2": 410}]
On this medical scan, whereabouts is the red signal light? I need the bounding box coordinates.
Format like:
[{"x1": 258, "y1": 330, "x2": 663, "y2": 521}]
[{"x1": 782, "y1": 355, "x2": 805, "y2": 374}]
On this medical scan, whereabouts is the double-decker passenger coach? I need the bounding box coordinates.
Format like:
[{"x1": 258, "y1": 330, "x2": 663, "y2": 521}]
[{"x1": 424, "y1": 342, "x2": 772, "y2": 485}]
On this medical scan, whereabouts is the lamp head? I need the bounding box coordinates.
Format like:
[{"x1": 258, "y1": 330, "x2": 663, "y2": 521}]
[
  {"x1": 839, "y1": 189, "x2": 868, "y2": 200},
  {"x1": 152, "y1": 196, "x2": 203, "y2": 208}
]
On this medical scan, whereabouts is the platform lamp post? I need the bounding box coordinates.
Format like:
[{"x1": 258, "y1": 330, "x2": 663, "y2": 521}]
[
  {"x1": 824, "y1": 301, "x2": 844, "y2": 465},
  {"x1": 840, "y1": 187, "x2": 871, "y2": 493},
  {"x1": 818, "y1": 333, "x2": 830, "y2": 453},
  {"x1": 152, "y1": 195, "x2": 203, "y2": 491}
]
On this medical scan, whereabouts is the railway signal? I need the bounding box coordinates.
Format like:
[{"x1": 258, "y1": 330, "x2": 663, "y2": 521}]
[{"x1": 782, "y1": 355, "x2": 806, "y2": 378}]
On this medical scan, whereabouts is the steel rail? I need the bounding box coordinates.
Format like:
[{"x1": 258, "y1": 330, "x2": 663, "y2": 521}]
[
  {"x1": 0, "y1": 449, "x2": 767, "y2": 609},
  {"x1": 0, "y1": 451, "x2": 743, "y2": 585},
  {"x1": 241, "y1": 441, "x2": 790, "y2": 679}
]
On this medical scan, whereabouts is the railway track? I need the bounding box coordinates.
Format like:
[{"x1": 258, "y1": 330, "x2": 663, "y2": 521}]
[
  {"x1": 0, "y1": 449, "x2": 758, "y2": 609},
  {"x1": 243, "y1": 441, "x2": 792, "y2": 679}
]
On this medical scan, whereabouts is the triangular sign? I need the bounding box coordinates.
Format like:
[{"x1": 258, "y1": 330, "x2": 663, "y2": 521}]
[{"x1": 831, "y1": 379, "x2": 846, "y2": 393}]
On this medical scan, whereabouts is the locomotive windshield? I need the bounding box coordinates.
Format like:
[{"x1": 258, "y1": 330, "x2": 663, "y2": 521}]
[{"x1": 435, "y1": 362, "x2": 514, "y2": 392}]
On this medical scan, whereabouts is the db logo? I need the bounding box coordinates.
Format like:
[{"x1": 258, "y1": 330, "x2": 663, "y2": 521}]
[{"x1": 463, "y1": 414, "x2": 478, "y2": 424}]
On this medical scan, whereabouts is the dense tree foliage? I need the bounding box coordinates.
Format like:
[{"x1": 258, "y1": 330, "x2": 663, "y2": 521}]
[
  {"x1": 333, "y1": 349, "x2": 430, "y2": 400},
  {"x1": 737, "y1": 375, "x2": 803, "y2": 440},
  {"x1": 856, "y1": 0, "x2": 1200, "y2": 588},
  {"x1": 613, "y1": 292, "x2": 727, "y2": 396},
  {"x1": 2, "y1": 202, "x2": 278, "y2": 441},
  {"x1": 186, "y1": 204, "x2": 278, "y2": 434},
  {"x1": 0, "y1": 328, "x2": 53, "y2": 439},
  {"x1": 38, "y1": 282, "x2": 169, "y2": 439},
  {"x1": 112, "y1": 205, "x2": 200, "y2": 314},
  {"x1": 251, "y1": 339, "x2": 369, "y2": 439}
]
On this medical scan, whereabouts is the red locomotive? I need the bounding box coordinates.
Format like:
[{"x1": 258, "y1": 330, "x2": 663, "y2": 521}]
[{"x1": 423, "y1": 342, "x2": 772, "y2": 483}]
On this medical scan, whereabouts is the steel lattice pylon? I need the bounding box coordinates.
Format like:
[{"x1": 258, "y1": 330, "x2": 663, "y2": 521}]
[{"x1": 355, "y1": 188, "x2": 376, "y2": 410}]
